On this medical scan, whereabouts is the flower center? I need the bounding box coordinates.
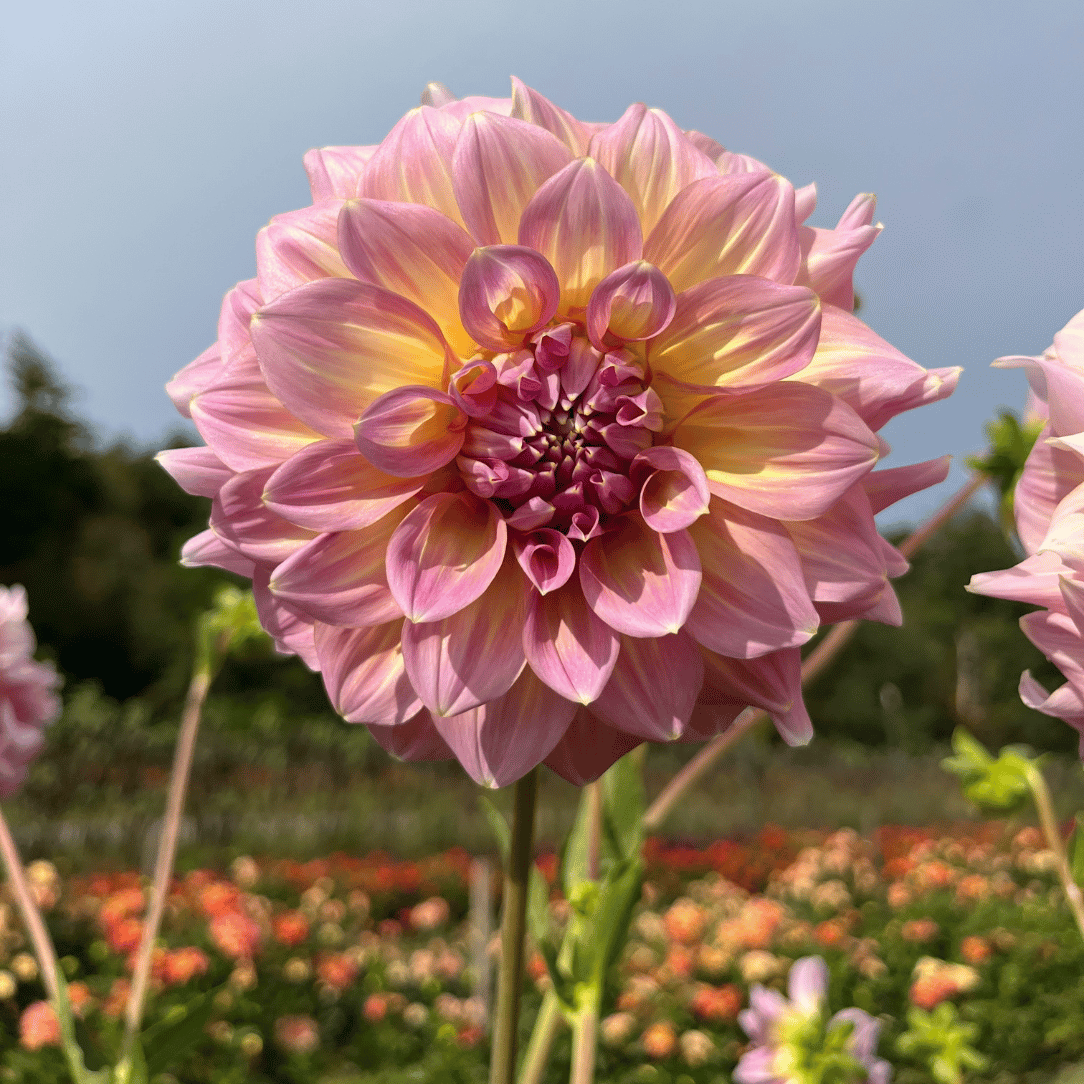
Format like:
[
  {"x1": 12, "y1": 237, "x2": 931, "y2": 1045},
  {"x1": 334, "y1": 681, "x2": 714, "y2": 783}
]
[{"x1": 456, "y1": 325, "x2": 663, "y2": 540}]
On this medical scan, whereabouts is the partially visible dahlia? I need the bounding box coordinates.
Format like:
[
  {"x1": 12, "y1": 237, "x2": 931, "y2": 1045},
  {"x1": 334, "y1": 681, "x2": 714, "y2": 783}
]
[
  {"x1": 969, "y1": 308, "x2": 1084, "y2": 750},
  {"x1": 163, "y1": 80, "x2": 957, "y2": 787},
  {"x1": 0, "y1": 585, "x2": 61, "y2": 798}
]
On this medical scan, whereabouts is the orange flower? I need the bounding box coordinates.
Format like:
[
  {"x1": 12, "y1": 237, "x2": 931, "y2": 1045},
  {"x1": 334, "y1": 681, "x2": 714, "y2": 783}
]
[
  {"x1": 272, "y1": 910, "x2": 310, "y2": 947},
  {"x1": 19, "y1": 1001, "x2": 60, "y2": 1050},
  {"x1": 689, "y1": 983, "x2": 743, "y2": 1024},
  {"x1": 209, "y1": 910, "x2": 262, "y2": 959},
  {"x1": 317, "y1": 952, "x2": 359, "y2": 992},
  {"x1": 642, "y1": 1021, "x2": 677, "y2": 1060},
  {"x1": 162, "y1": 947, "x2": 211, "y2": 986}
]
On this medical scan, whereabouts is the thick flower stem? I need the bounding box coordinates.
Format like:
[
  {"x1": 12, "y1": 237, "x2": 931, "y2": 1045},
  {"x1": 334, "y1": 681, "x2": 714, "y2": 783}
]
[
  {"x1": 1025, "y1": 763, "x2": 1084, "y2": 942},
  {"x1": 519, "y1": 990, "x2": 563, "y2": 1084},
  {"x1": 643, "y1": 471, "x2": 988, "y2": 834},
  {"x1": 118, "y1": 659, "x2": 214, "y2": 1073},
  {"x1": 490, "y1": 767, "x2": 539, "y2": 1084},
  {"x1": 569, "y1": 998, "x2": 600, "y2": 1084}
]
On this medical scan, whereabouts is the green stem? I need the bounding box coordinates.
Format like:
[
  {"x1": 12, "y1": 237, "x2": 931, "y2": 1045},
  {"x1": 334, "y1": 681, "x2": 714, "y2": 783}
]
[
  {"x1": 1025, "y1": 763, "x2": 1084, "y2": 942},
  {"x1": 489, "y1": 767, "x2": 539, "y2": 1084},
  {"x1": 569, "y1": 998, "x2": 600, "y2": 1084},
  {"x1": 520, "y1": 989, "x2": 564, "y2": 1084}
]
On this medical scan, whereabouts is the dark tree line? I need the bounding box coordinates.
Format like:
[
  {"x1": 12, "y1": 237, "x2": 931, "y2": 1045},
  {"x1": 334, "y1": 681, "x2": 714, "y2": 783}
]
[{"x1": 0, "y1": 334, "x2": 1073, "y2": 754}]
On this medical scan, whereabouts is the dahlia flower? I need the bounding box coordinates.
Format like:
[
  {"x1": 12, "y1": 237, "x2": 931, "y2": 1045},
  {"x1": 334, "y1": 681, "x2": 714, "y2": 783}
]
[
  {"x1": 968, "y1": 308, "x2": 1084, "y2": 750},
  {"x1": 736, "y1": 956, "x2": 891, "y2": 1084},
  {"x1": 162, "y1": 79, "x2": 957, "y2": 787},
  {"x1": 0, "y1": 585, "x2": 61, "y2": 797}
]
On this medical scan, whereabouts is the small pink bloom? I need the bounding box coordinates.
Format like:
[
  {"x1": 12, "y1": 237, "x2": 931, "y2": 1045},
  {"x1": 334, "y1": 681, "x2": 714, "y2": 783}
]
[
  {"x1": 164, "y1": 82, "x2": 953, "y2": 786},
  {"x1": 209, "y1": 910, "x2": 262, "y2": 959},
  {"x1": 19, "y1": 1001, "x2": 60, "y2": 1050},
  {"x1": 275, "y1": 1013, "x2": 320, "y2": 1055},
  {"x1": 0, "y1": 586, "x2": 61, "y2": 797}
]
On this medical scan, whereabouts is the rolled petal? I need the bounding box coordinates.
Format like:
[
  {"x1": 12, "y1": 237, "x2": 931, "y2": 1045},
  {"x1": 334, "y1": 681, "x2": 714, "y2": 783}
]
[
  {"x1": 360, "y1": 106, "x2": 465, "y2": 226},
  {"x1": 354, "y1": 386, "x2": 467, "y2": 477},
  {"x1": 586, "y1": 261, "x2": 676, "y2": 350},
  {"x1": 1021, "y1": 610, "x2": 1084, "y2": 685},
  {"x1": 799, "y1": 305, "x2": 960, "y2": 431},
  {"x1": 263, "y1": 438, "x2": 426, "y2": 531},
  {"x1": 543, "y1": 709, "x2": 643, "y2": 785},
  {"x1": 303, "y1": 144, "x2": 376, "y2": 201},
  {"x1": 210, "y1": 469, "x2": 316, "y2": 564},
  {"x1": 686, "y1": 499, "x2": 818, "y2": 658},
  {"x1": 432, "y1": 668, "x2": 576, "y2": 787},
  {"x1": 256, "y1": 202, "x2": 351, "y2": 300},
  {"x1": 252, "y1": 279, "x2": 453, "y2": 439},
  {"x1": 449, "y1": 360, "x2": 500, "y2": 417},
  {"x1": 996, "y1": 353, "x2": 1084, "y2": 438},
  {"x1": 337, "y1": 198, "x2": 476, "y2": 357},
  {"x1": 591, "y1": 632, "x2": 704, "y2": 740},
  {"x1": 795, "y1": 221, "x2": 881, "y2": 311},
  {"x1": 579, "y1": 517, "x2": 701, "y2": 637},
  {"x1": 673, "y1": 382, "x2": 880, "y2": 521},
  {"x1": 314, "y1": 620, "x2": 422, "y2": 725},
  {"x1": 644, "y1": 173, "x2": 800, "y2": 293},
  {"x1": 156, "y1": 446, "x2": 232, "y2": 499},
  {"x1": 179, "y1": 528, "x2": 256, "y2": 578},
  {"x1": 401, "y1": 557, "x2": 528, "y2": 716},
  {"x1": 523, "y1": 581, "x2": 619, "y2": 703},
  {"x1": 793, "y1": 182, "x2": 817, "y2": 223},
  {"x1": 367, "y1": 712, "x2": 455, "y2": 761},
  {"x1": 589, "y1": 103, "x2": 717, "y2": 234},
  {"x1": 387, "y1": 491, "x2": 507, "y2": 622},
  {"x1": 649, "y1": 276, "x2": 821, "y2": 391},
  {"x1": 513, "y1": 528, "x2": 576, "y2": 594},
  {"x1": 518, "y1": 158, "x2": 643, "y2": 315},
  {"x1": 167, "y1": 344, "x2": 223, "y2": 419},
  {"x1": 1020, "y1": 671, "x2": 1084, "y2": 734},
  {"x1": 1061, "y1": 575, "x2": 1084, "y2": 635},
  {"x1": 837, "y1": 191, "x2": 877, "y2": 230},
  {"x1": 458, "y1": 246, "x2": 561, "y2": 350},
  {"x1": 269, "y1": 511, "x2": 410, "y2": 627},
  {"x1": 510, "y1": 78, "x2": 592, "y2": 155},
  {"x1": 968, "y1": 550, "x2": 1069, "y2": 610},
  {"x1": 453, "y1": 112, "x2": 572, "y2": 245},
  {"x1": 863, "y1": 456, "x2": 951, "y2": 515},
  {"x1": 190, "y1": 346, "x2": 321, "y2": 472},
  {"x1": 634, "y1": 445, "x2": 710, "y2": 532}
]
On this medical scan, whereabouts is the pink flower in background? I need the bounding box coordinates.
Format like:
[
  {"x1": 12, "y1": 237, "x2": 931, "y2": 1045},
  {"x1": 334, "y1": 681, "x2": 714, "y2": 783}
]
[
  {"x1": 162, "y1": 79, "x2": 956, "y2": 787},
  {"x1": 969, "y1": 308, "x2": 1084, "y2": 750},
  {"x1": 0, "y1": 585, "x2": 61, "y2": 798}
]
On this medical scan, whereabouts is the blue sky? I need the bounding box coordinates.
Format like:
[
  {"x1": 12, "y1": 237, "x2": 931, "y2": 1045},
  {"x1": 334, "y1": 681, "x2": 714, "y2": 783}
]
[{"x1": 4, "y1": 0, "x2": 1083, "y2": 525}]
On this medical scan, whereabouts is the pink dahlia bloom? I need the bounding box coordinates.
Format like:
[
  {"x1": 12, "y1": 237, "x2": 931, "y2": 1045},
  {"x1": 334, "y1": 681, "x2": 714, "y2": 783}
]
[
  {"x1": 162, "y1": 80, "x2": 957, "y2": 787},
  {"x1": 0, "y1": 585, "x2": 61, "y2": 798},
  {"x1": 969, "y1": 308, "x2": 1084, "y2": 750}
]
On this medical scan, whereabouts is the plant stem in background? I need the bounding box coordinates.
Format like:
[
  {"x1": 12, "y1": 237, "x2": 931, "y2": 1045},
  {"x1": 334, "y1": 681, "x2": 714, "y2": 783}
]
[
  {"x1": 1024, "y1": 762, "x2": 1084, "y2": 941},
  {"x1": 643, "y1": 471, "x2": 988, "y2": 834},
  {"x1": 118, "y1": 656, "x2": 215, "y2": 1071},
  {"x1": 520, "y1": 991, "x2": 562, "y2": 1084},
  {"x1": 0, "y1": 807, "x2": 61, "y2": 1001},
  {"x1": 569, "y1": 997, "x2": 600, "y2": 1084},
  {"x1": 489, "y1": 767, "x2": 539, "y2": 1084}
]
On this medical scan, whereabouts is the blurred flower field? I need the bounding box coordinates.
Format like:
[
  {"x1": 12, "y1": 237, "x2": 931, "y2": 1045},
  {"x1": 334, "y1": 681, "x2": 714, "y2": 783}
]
[{"x1": 1, "y1": 823, "x2": 1083, "y2": 1083}]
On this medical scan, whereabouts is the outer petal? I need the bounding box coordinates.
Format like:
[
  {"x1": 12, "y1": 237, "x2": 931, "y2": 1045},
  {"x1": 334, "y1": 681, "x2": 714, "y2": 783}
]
[
  {"x1": 798, "y1": 305, "x2": 960, "y2": 431},
  {"x1": 263, "y1": 438, "x2": 426, "y2": 532},
  {"x1": 686, "y1": 499, "x2": 818, "y2": 658},
  {"x1": 589, "y1": 103, "x2": 717, "y2": 235},
  {"x1": 1013, "y1": 426, "x2": 1084, "y2": 554},
  {"x1": 795, "y1": 221, "x2": 881, "y2": 311},
  {"x1": 386, "y1": 492, "x2": 507, "y2": 622},
  {"x1": 579, "y1": 518, "x2": 701, "y2": 637},
  {"x1": 518, "y1": 158, "x2": 643, "y2": 316},
  {"x1": 523, "y1": 581, "x2": 620, "y2": 704},
  {"x1": 179, "y1": 528, "x2": 256, "y2": 578},
  {"x1": 252, "y1": 279, "x2": 453, "y2": 439},
  {"x1": 190, "y1": 346, "x2": 322, "y2": 472},
  {"x1": 401, "y1": 557, "x2": 528, "y2": 717},
  {"x1": 590, "y1": 632, "x2": 704, "y2": 740},
  {"x1": 968, "y1": 550, "x2": 1069, "y2": 610},
  {"x1": 304, "y1": 145, "x2": 377, "y2": 201},
  {"x1": 354, "y1": 386, "x2": 467, "y2": 477},
  {"x1": 701, "y1": 646, "x2": 810, "y2": 743},
  {"x1": 251, "y1": 566, "x2": 319, "y2": 669},
  {"x1": 269, "y1": 510, "x2": 410, "y2": 627},
  {"x1": 453, "y1": 112, "x2": 572, "y2": 245},
  {"x1": 155, "y1": 446, "x2": 232, "y2": 499},
  {"x1": 510, "y1": 78, "x2": 592, "y2": 155},
  {"x1": 432, "y1": 668, "x2": 576, "y2": 787},
  {"x1": 367, "y1": 711, "x2": 454, "y2": 761},
  {"x1": 167, "y1": 345, "x2": 223, "y2": 419},
  {"x1": 210, "y1": 469, "x2": 316, "y2": 564},
  {"x1": 314, "y1": 620, "x2": 422, "y2": 725},
  {"x1": 644, "y1": 173, "x2": 800, "y2": 293},
  {"x1": 673, "y1": 383, "x2": 880, "y2": 521},
  {"x1": 649, "y1": 276, "x2": 821, "y2": 392},
  {"x1": 996, "y1": 353, "x2": 1084, "y2": 438},
  {"x1": 255, "y1": 202, "x2": 351, "y2": 301},
  {"x1": 788, "y1": 956, "x2": 828, "y2": 1013},
  {"x1": 543, "y1": 709, "x2": 643, "y2": 785},
  {"x1": 337, "y1": 198, "x2": 476, "y2": 358},
  {"x1": 863, "y1": 456, "x2": 951, "y2": 515},
  {"x1": 217, "y1": 279, "x2": 263, "y2": 369},
  {"x1": 360, "y1": 106, "x2": 465, "y2": 226},
  {"x1": 1021, "y1": 610, "x2": 1084, "y2": 685}
]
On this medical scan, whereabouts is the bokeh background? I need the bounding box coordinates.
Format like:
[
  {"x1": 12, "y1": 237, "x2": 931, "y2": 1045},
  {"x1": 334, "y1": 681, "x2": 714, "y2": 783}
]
[{"x1": 4, "y1": 0, "x2": 1084, "y2": 525}]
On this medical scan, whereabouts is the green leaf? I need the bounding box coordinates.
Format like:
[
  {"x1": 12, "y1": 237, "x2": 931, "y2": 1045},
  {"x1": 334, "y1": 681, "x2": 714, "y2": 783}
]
[
  {"x1": 967, "y1": 409, "x2": 1043, "y2": 538},
  {"x1": 478, "y1": 795, "x2": 510, "y2": 864},
  {"x1": 601, "y1": 749, "x2": 645, "y2": 861},
  {"x1": 942, "y1": 728, "x2": 1034, "y2": 813},
  {"x1": 141, "y1": 991, "x2": 217, "y2": 1077},
  {"x1": 587, "y1": 856, "x2": 644, "y2": 986},
  {"x1": 1070, "y1": 813, "x2": 1084, "y2": 888},
  {"x1": 49, "y1": 964, "x2": 107, "y2": 1084},
  {"x1": 560, "y1": 787, "x2": 595, "y2": 899}
]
